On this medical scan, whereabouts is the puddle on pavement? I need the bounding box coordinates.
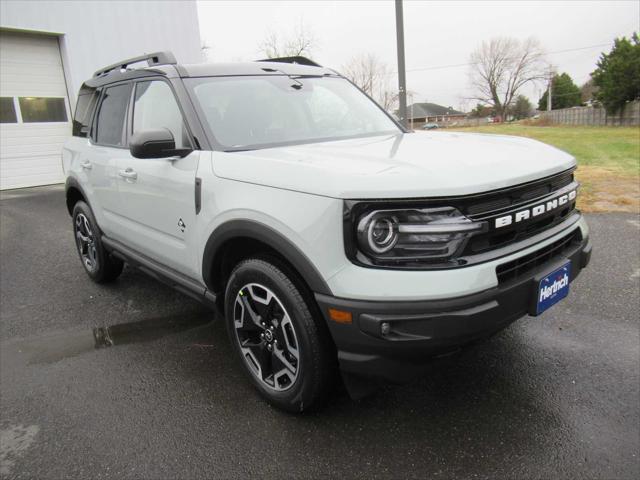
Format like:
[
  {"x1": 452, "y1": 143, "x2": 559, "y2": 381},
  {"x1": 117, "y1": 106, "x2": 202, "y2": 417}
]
[{"x1": 2, "y1": 312, "x2": 212, "y2": 365}]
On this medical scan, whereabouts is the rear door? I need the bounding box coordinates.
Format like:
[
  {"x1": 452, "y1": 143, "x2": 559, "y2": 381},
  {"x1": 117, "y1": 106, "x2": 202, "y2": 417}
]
[
  {"x1": 111, "y1": 78, "x2": 200, "y2": 277},
  {"x1": 63, "y1": 85, "x2": 98, "y2": 209},
  {"x1": 86, "y1": 82, "x2": 133, "y2": 235}
]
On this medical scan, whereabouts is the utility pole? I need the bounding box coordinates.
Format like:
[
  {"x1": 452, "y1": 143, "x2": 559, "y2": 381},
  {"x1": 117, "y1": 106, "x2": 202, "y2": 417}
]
[{"x1": 395, "y1": 0, "x2": 408, "y2": 129}]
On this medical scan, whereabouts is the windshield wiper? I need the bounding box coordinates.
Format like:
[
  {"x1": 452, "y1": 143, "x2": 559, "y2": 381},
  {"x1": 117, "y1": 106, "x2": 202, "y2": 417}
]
[
  {"x1": 260, "y1": 67, "x2": 334, "y2": 90},
  {"x1": 260, "y1": 67, "x2": 304, "y2": 89}
]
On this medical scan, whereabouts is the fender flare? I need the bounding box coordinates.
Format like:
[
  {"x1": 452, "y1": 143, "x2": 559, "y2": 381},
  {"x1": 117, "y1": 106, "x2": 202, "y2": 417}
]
[
  {"x1": 202, "y1": 219, "x2": 333, "y2": 296},
  {"x1": 65, "y1": 176, "x2": 90, "y2": 215}
]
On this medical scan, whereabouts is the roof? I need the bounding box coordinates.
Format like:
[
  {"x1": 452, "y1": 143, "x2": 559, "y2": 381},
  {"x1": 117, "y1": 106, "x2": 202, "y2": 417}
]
[
  {"x1": 407, "y1": 103, "x2": 466, "y2": 119},
  {"x1": 180, "y1": 61, "x2": 336, "y2": 78},
  {"x1": 85, "y1": 53, "x2": 336, "y2": 88}
]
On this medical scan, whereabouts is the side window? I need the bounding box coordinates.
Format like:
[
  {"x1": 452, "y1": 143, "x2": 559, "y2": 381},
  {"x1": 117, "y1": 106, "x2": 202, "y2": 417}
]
[
  {"x1": 73, "y1": 87, "x2": 99, "y2": 137},
  {"x1": 133, "y1": 81, "x2": 189, "y2": 149},
  {"x1": 94, "y1": 83, "x2": 132, "y2": 146}
]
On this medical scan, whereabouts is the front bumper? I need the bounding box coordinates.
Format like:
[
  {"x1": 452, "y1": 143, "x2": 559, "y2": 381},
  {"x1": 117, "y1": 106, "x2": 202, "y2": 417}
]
[{"x1": 316, "y1": 234, "x2": 592, "y2": 384}]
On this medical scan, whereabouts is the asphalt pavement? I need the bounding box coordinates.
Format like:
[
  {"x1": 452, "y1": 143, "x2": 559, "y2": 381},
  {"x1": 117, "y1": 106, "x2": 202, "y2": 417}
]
[{"x1": 1, "y1": 185, "x2": 638, "y2": 479}]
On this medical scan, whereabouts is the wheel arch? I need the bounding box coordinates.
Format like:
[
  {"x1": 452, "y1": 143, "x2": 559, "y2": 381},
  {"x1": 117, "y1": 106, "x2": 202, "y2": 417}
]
[
  {"x1": 65, "y1": 176, "x2": 88, "y2": 216},
  {"x1": 202, "y1": 219, "x2": 333, "y2": 299}
]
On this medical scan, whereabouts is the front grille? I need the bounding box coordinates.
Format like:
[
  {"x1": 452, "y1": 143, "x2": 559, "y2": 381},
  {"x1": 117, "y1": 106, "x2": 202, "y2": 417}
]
[
  {"x1": 343, "y1": 167, "x2": 578, "y2": 270},
  {"x1": 464, "y1": 170, "x2": 574, "y2": 216},
  {"x1": 496, "y1": 228, "x2": 581, "y2": 284},
  {"x1": 460, "y1": 169, "x2": 578, "y2": 256},
  {"x1": 465, "y1": 198, "x2": 576, "y2": 254}
]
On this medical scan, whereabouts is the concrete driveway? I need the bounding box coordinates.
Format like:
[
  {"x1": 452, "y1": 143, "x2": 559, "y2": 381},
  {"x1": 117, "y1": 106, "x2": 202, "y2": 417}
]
[{"x1": 1, "y1": 185, "x2": 638, "y2": 479}]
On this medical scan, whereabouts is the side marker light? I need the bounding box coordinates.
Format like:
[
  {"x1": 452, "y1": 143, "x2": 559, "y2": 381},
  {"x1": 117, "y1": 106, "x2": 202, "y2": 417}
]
[{"x1": 328, "y1": 308, "x2": 352, "y2": 324}]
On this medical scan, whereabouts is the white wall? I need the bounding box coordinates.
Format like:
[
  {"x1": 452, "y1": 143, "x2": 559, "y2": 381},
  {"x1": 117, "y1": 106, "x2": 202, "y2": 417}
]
[{"x1": 0, "y1": 0, "x2": 202, "y2": 105}]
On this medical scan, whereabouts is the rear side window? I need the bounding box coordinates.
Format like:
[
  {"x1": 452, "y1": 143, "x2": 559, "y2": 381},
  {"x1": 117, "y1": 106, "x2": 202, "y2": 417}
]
[
  {"x1": 132, "y1": 81, "x2": 190, "y2": 148},
  {"x1": 94, "y1": 83, "x2": 132, "y2": 146},
  {"x1": 73, "y1": 87, "x2": 99, "y2": 137}
]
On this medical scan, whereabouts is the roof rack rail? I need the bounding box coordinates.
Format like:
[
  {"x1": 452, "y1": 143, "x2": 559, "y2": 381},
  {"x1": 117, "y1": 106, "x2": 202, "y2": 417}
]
[
  {"x1": 256, "y1": 56, "x2": 322, "y2": 68},
  {"x1": 93, "y1": 51, "x2": 177, "y2": 78}
]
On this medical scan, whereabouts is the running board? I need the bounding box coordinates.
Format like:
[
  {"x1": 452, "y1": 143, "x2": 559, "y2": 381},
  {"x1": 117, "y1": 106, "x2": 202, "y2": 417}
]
[{"x1": 101, "y1": 236, "x2": 217, "y2": 310}]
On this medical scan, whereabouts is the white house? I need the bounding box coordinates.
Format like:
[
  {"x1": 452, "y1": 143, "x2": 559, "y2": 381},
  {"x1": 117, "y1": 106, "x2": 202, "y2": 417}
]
[{"x1": 0, "y1": 0, "x2": 202, "y2": 190}]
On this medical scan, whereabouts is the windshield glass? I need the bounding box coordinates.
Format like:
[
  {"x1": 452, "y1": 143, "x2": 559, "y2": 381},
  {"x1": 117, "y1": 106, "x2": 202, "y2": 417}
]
[{"x1": 186, "y1": 75, "x2": 400, "y2": 150}]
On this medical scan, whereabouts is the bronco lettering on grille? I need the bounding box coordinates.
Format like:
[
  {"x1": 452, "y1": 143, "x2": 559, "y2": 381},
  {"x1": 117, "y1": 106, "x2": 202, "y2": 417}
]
[{"x1": 495, "y1": 190, "x2": 577, "y2": 229}]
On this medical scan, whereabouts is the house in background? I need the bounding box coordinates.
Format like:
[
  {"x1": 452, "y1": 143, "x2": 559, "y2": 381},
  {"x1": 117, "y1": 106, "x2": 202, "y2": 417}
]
[
  {"x1": 0, "y1": 1, "x2": 202, "y2": 190},
  {"x1": 406, "y1": 103, "x2": 467, "y2": 128}
]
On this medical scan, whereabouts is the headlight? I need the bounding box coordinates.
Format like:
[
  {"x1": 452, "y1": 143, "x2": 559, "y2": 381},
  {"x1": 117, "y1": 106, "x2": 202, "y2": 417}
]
[
  {"x1": 353, "y1": 207, "x2": 487, "y2": 267},
  {"x1": 364, "y1": 215, "x2": 399, "y2": 253}
]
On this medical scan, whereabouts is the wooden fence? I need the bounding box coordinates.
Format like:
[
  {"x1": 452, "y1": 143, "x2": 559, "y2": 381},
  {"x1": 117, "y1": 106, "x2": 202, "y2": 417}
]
[{"x1": 539, "y1": 101, "x2": 640, "y2": 126}]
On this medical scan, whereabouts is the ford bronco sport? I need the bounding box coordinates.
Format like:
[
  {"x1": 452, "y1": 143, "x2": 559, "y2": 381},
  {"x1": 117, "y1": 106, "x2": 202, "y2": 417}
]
[{"x1": 63, "y1": 52, "x2": 592, "y2": 412}]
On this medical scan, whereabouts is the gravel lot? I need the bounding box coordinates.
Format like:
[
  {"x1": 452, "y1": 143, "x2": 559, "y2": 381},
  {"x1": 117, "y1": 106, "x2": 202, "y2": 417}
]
[{"x1": 1, "y1": 185, "x2": 638, "y2": 479}]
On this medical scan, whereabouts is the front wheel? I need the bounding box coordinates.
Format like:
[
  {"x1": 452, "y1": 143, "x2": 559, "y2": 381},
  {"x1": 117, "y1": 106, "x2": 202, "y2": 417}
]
[
  {"x1": 224, "y1": 257, "x2": 335, "y2": 413},
  {"x1": 72, "y1": 201, "x2": 123, "y2": 283}
]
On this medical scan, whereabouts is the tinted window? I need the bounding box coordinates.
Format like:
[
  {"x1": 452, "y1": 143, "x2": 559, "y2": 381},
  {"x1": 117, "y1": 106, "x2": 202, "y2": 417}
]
[
  {"x1": 73, "y1": 87, "x2": 99, "y2": 137},
  {"x1": 95, "y1": 83, "x2": 132, "y2": 146},
  {"x1": 0, "y1": 97, "x2": 17, "y2": 123},
  {"x1": 18, "y1": 97, "x2": 68, "y2": 123},
  {"x1": 133, "y1": 81, "x2": 189, "y2": 148}
]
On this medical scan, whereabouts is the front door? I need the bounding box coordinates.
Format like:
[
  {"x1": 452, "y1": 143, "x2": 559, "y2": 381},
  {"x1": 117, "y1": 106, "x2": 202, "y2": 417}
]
[{"x1": 110, "y1": 79, "x2": 199, "y2": 278}]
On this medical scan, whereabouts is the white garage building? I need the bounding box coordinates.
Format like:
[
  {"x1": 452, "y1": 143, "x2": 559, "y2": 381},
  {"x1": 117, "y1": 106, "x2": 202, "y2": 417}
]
[{"x1": 0, "y1": 1, "x2": 202, "y2": 190}]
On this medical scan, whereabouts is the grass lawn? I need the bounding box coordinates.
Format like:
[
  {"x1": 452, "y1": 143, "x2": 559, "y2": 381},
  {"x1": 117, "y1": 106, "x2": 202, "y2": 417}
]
[{"x1": 446, "y1": 124, "x2": 640, "y2": 213}]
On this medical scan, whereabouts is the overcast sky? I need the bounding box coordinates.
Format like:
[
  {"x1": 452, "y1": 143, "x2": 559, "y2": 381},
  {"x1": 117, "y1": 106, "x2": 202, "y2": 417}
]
[{"x1": 197, "y1": 0, "x2": 639, "y2": 111}]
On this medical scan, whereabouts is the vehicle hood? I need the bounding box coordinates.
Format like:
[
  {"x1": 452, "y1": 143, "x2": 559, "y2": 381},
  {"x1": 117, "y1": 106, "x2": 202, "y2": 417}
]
[{"x1": 212, "y1": 132, "x2": 576, "y2": 199}]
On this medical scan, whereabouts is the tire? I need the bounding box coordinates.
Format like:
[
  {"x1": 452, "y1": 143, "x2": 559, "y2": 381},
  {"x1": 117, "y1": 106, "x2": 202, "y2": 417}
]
[
  {"x1": 72, "y1": 201, "x2": 123, "y2": 283},
  {"x1": 224, "y1": 256, "x2": 336, "y2": 413}
]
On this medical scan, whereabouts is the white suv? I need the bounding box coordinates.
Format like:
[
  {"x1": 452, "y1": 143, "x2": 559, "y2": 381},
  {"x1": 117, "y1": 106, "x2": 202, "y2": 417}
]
[{"x1": 63, "y1": 52, "x2": 592, "y2": 412}]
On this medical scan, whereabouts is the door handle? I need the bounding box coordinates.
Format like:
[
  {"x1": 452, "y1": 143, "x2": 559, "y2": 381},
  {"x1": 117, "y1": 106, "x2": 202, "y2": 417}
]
[
  {"x1": 81, "y1": 160, "x2": 92, "y2": 170},
  {"x1": 118, "y1": 168, "x2": 138, "y2": 180}
]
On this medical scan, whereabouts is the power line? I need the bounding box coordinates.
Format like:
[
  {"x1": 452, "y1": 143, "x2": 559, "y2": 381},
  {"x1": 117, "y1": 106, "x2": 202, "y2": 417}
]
[{"x1": 391, "y1": 42, "x2": 611, "y2": 74}]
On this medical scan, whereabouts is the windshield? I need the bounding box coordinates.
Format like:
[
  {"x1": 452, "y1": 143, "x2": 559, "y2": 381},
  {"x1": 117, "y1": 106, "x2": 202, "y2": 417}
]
[{"x1": 186, "y1": 75, "x2": 400, "y2": 150}]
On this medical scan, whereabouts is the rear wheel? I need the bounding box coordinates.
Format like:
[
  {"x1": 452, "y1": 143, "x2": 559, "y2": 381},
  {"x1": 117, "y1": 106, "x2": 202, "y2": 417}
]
[
  {"x1": 72, "y1": 201, "x2": 123, "y2": 283},
  {"x1": 224, "y1": 257, "x2": 335, "y2": 412}
]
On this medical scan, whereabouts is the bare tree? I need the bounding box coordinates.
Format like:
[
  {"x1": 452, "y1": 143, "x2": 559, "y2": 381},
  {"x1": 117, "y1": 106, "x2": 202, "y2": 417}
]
[
  {"x1": 457, "y1": 97, "x2": 471, "y2": 114},
  {"x1": 377, "y1": 90, "x2": 400, "y2": 112},
  {"x1": 341, "y1": 53, "x2": 397, "y2": 112},
  {"x1": 469, "y1": 37, "x2": 547, "y2": 120},
  {"x1": 580, "y1": 78, "x2": 599, "y2": 104},
  {"x1": 259, "y1": 19, "x2": 316, "y2": 58}
]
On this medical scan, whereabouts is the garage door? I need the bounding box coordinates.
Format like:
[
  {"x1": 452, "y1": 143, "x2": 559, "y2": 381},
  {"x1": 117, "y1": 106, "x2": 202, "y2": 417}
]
[{"x1": 0, "y1": 30, "x2": 72, "y2": 190}]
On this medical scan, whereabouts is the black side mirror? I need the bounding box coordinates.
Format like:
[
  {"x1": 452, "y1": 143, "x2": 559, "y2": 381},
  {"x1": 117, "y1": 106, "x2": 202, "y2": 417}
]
[{"x1": 129, "y1": 128, "x2": 192, "y2": 159}]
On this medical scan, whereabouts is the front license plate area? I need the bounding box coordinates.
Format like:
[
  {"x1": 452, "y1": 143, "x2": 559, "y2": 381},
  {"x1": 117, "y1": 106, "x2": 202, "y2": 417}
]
[{"x1": 534, "y1": 261, "x2": 572, "y2": 315}]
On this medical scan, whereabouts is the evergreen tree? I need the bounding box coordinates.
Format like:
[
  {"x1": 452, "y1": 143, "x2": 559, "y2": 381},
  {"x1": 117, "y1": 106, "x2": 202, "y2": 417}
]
[
  {"x1": 591, "y1": 33, "x2": 640, "y2": 113},
  {"x1": 538, "y1": 73, "x2": 582, "y2": 110},
  {"x1": 510, "y1": 95, "x2": 533, "y2": 119}
]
